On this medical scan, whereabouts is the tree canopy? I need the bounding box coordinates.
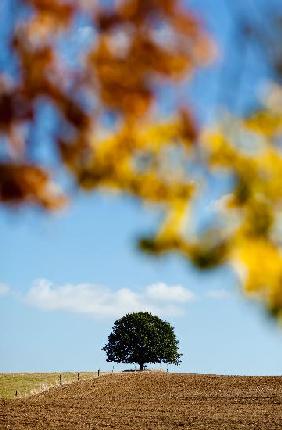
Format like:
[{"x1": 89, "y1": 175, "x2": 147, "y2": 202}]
[{"x1": 102, "y1": 312, "x2": 182, "y2": 371}]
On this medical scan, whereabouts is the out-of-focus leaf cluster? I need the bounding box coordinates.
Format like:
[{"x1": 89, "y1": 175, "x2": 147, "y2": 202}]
[
  {"x1": 200, "y1": 89, "x2": 282, "y2": 320},
  {"x1": 0, "y1": 0, "x2": 211, "y2": 209},
  {"x1": 139, "y1": 85, "x2": 282, "y2": 321},
  {"x1": 1, "y1": 1, "x2": 282, "y2": 321}
]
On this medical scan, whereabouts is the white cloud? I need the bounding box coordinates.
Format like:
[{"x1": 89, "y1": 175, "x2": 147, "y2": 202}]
[
  {"x1": 25, "y1": 279, "x2": 195, "y2": 318},
  {"x1": 145, "y1": 283, "x2": 194, "y2": 303},
  {"x1": 205, "y1": 288, "x2": 232, "y2": 300},
  {"x1": 0, "y1": 283, "x2": 10, "y2": 296}
]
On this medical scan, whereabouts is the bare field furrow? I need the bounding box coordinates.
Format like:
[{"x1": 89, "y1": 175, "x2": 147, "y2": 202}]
[{"x1": 0, "y1": 373, "x2": 281, "y2": 430}]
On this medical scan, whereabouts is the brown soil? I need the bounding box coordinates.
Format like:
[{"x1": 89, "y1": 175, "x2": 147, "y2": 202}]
[{"x1": 0, "y1": 373, "x2": 281, "y2": 429}]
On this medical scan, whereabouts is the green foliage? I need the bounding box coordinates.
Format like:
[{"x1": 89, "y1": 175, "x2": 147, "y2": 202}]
[{"x1": 102, "y1": 312, "x2": 182, "y2": 370}]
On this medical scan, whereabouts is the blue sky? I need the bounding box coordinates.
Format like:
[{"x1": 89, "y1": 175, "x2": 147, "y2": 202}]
[
  {"x1": 1, "y1": 194, "x2": 282, "y2": 375},
  {"x1": 1, "y1": 0, "x2": 282, "y2": 375}
]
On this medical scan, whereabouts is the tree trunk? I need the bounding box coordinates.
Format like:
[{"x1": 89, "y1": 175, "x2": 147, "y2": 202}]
[{"x1": 139, "y1": 363, "x2": 144, "y2": 371}]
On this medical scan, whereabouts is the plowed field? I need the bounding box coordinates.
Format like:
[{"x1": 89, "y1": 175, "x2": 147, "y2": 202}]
[{"x1": 0, "y1": 373, "x2": 281, "y2": 429}]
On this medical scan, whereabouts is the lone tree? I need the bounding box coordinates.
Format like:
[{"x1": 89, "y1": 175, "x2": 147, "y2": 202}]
[{"x1": 102, "y1": 312, "x2": 182, "y2": 371}]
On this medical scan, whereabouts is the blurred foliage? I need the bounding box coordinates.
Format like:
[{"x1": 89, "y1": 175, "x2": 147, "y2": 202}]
[
  {"x1": 1, "y1": 0, "x2": 282, "y2": 321},
  {"x1": 0, "y1": 0, "x2": 211, "y2": 208}
]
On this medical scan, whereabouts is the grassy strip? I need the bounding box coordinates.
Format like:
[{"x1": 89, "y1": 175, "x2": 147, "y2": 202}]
[{"x1": 0, "y1": 372, "x2": 97, "y2": 399}]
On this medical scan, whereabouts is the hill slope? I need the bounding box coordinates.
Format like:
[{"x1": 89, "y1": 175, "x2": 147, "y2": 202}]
[
  {"x1": 0, "y1": 372, "x2": 96, "y2": 399},
  {"x1": 0, "y1": 373, "x2": 281, "y2": 429}
]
